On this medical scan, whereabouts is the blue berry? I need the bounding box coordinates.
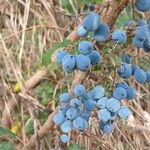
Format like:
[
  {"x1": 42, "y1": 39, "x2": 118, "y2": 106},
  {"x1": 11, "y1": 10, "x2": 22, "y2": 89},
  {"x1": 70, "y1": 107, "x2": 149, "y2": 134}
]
[
  {"x1": 135, "y1": 26, "x2": 149, "y2": 41},
  {"x1": 118, "y1": 63, "x2": 132, "y2": 78},
  {"x1": 93, "y1": 23, "x2": 110, "y2": 42},
  {"x1": 59, "y1": 93, "x2": 71, "y2": 103},
  {"x1": 60, "y1": 134, "x2": 69, "y2": 143},
  {"x1": 73, "y1": 117, "x2": 85, "y2": 130},
  {"x1": 53, "y1": 111, "x2": 65, "y2": 126},
  {"x1": 146, "y1": 72, "x2": 150, "y2": 82},
  {"x1": 135, "y1": 0, "x2": 150, "y2": 12},
  {"x1": 62, "y1": 55, "x2": 76, "y2": 72},
  {"x1": 82, "y1": 12, "x2": 101, "y2": 31},
  {"x1": 134, "y1": 68, "x2": 147, "y2": 83},
  {"x1": 77, "y1": 26, "x2": 88, "y2": 37},
  {"x1": 136, "y1": 19, "x2": 147, "y2": 26},
  {"x1": 143, "y1": 38, "x2": 150, "y2": 53},
  {"x1": 61, "y1": 120, "x2": 72, "y2": 133},
  {"x1": 76, "y1": 54, "x2": 91, "y2": 71},
  {"x1": 113, "y1": 87, "x2": 127, "y2": 100},
  {"x1": 133, "y1": 37, "x2": 144, "y2": 48},
  {"x1": 88, "y1": 2, "x2": 96, "y2": 11},
  {"x1": 66, "y1": 107, "x2": 78, "y2": 120},
  {"x1": 91, "y1": 85, "x2": 105, "y2": 99},
  {"x1": 74, "y1": 84, "x2": 86, "y2": 97},
  {"x1": 98, "y1": 108, "x2": 111, "y2": 122},
  {"x1": 56, "y1": 50, "x2": 68, "y2": 64},
  {"x1": 122, "y1": 53, "x2": 132, "y2": 64},
  {"x1": 80, "y1": 113, "x2": 91, "y2": 121},
  {"x1": 70, "y1": 98, "x2": 81, "y2": 108},
  {"x1": 87, "y1": 50, "x2": 102, "y2": 65},
  {"x1": 84, "y1": 99, "x2": 96, "y2": 111},
  {"x1": 112, "y1": 29, "x2": 127, "y2": 44},
  {"x1": 101, "y1": 123, "x2": 115, "y2": 134},
  {"x1": 115, "y1": 82, "x2": 128, "y2": 89},
  {"x1": 106, "y1": 98, "x2": 121, "y2": 113},
  {"x1": 126, "y1": 87, "x2": 137, "y2": 100},
  {"x1": 97, "y1": 97, "x2": 108, "y2": 109},
  {"x1": 131, "y1": 64, "x2": 139, "y2": 75},
  {"x1": 118, "y1": 106, "x2": 132, "y2": 120},
  {"x1": 78, "y1": 41, "x2": 93, "y2": 55}
]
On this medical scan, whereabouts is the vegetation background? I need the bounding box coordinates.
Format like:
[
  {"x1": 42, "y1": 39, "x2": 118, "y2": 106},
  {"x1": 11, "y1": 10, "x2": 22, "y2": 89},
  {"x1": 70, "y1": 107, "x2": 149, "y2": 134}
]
[{"x1": 0, "y1": 0, "x2": 150, "y2": 150}]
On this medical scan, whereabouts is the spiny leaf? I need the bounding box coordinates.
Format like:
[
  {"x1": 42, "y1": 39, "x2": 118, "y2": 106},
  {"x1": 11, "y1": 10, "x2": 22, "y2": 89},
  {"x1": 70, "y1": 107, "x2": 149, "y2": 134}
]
[
  {"x1": 42, "y1": 39, "x2": 71, "y2": 66},
  {"x1": 0, "y1": 126, "x2": 16, "y2": 138},
  {"x1": 0, "y1": 142, "x2": 15, "y2": 150},
  {"x1": 68, "y1": 144, "x2": 87, "y2": 150}
]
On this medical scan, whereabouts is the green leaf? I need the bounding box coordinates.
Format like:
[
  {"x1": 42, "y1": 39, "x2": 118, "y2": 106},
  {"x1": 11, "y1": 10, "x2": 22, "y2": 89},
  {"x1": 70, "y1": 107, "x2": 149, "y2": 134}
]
[
  {"x1": 68, "y1": 144, "x2": 87, "y2": 150},
  {"x1": 25, "y1": 118, "x2": 34, "y2": 135},
  {"x1": 42, "y1": 39, "x2": 71, "y2": 66},
  {"x1": 0, "y1": 126, "x2": 16, "y2": 138},
  {"x1": 0, "y1": 142, "x2": 15, "y2": 150}
]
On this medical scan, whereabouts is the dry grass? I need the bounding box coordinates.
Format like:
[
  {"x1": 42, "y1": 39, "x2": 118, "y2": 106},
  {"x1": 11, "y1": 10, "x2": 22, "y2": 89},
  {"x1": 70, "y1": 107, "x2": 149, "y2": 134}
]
[{"x1": 0, "y1": 0, "x2": 150, "y2": 150}]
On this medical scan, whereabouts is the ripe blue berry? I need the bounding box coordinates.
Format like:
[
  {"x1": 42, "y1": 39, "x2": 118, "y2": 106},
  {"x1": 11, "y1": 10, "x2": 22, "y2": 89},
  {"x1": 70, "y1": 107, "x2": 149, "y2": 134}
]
[
  {"x1": 113, "y1": 87, "x2": 127, "y2": 100},
  {"x1": 98, "y1": 108, "x2": 111, "y2": 122},
  {"x1": 146, "y1": 72, "x2": 150, "y2": 82},
  {"x1": 56, "y1": 50, "x2": 68, "y2": 64},
  {"x1": 93, "y1": 23, "x2": 110, "y2": 42},
  {"x1": 76, "y1": 54, "x2": 91, "y2": 71},
  {"x1": 70, "y1": 98, "x2": 81, "y2": 108},
  {"x1": 115, "y1": 82, "x2": 129, "y2": 89},
  {"x1": 112, "y1": 29, "x2": 127, "y2": 44},
  {"x1": 118, "y1": 63, "x2": 132, "y2": 78},
  {"x1": 77, "y1": 26, "x2": 88, "y2": 37},
  {"x1": 61, "y1": 120, "x2": 72, "y2": 133},
  {"x1": 78, "y1": 41, "x2": 93, "y2": 55},
  {"x1": 59, "y1": 93, "x2": 71, "y2": 103},
  {"x1": 82, "y1": 12, "x2": 101, "y2": 31},
  {"x1": 135, "y1": 26, "x2": 149, "y2": 41},
  {"x1": 97, "y1": 97, "x2": 108, "y2": 109},
  {"x1": 91, "y1": 85, "x2": 105, "y2": 99},
  {"x1": 88, "y1": 2, "x2": 96, "y2": 11},
  {"x1": 135, "y1": 0, "x2": 150, "y2": 12},
  {"x1": 122, "y1": 53, "x2": 132, "y2": 64},
  {"x1": 134, "y1": 68, "x2": 147, "y2": 83},
  {"x1": 101, "y1": 123, "x2": 115, "y2": 134},
  {"x1": 84, "y1": 99, "x2": 96, "y2": 111},
  {"x1": 62, "y1": 55, "x2": 76, "y2": 72},
  {"x1": 60, "y1": 134, "x2": 69, "y2": 143},
  {"x1": 136, "y1": 19, "x2": 147, "y2": 26},
  {"x1": 118, "y1": 106, "x2": 132, "y2": 120},
  {"x1": 66, "y1": 107, "x2": 78, "y2": 120},
  {"x1": 87, "y1": 50, "x2": 102, "y2": 65},
  {"x1": 73, "y1": 117, "x2": 85, "y2": 130},
  {"x1": 53, "y1": 111, "x2": 65, "y2": 126},
  {"x1": 131, "y1": 64, "x2": 139, "y2": 75},
  {"x1": 133, "y1": 37, "x2": 144, "y2": 48},
  {"x1": 106, "y1": 98, "x2": 121, "y2": 113},
  {"x1": 74, "y1": 84, "x2": 86, "y2": 97},
  {"x1": 143, "y1": 38, "x2": 150, "y2": 53},
  {"x1": 126, "y1": 87, "x2": 137, "y2": 100}
]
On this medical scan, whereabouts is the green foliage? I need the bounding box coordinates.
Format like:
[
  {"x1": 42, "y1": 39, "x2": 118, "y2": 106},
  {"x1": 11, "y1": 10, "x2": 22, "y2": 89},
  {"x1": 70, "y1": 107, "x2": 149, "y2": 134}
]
[
  {"x1": 25, "y1": 118, "x2": 34, "y2": 135},
  {"x1": 0, "y1": 142, "x2": 15, "y2": 150},
  {"x1": 0, "y1": 126, "x2": 16, "y2": 138},
  {"x1": 115, "y1": 8, "x2": 132, "y2": 28},
  {"x1": 68, "y1": 144, "x2": 87, "y2": 150},
  {"x1": 38, "y1": 111, "x2": 49, "y2": 124},
  {"x1": 42, "y1": 39, "x2": 71, "y2": 66}
]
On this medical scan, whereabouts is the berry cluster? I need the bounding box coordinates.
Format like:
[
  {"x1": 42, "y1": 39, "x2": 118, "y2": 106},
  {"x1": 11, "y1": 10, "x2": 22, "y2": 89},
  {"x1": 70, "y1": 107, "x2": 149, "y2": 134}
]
[
  {"x1": 53, "y1": 84, "x2": 134, "y2": 143},
  {"x1": 77, "y1": 12, "x2": 110, "y2": 42},
  {"x1": 118, "y1": 53, "x2": 150, "y2": 83},
  {"x1": 56, "y1": 41, "x2": 102, "y2": 73},
  {"x1": 135, "y1": 0, "x2": 150, "y2": 12}
]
